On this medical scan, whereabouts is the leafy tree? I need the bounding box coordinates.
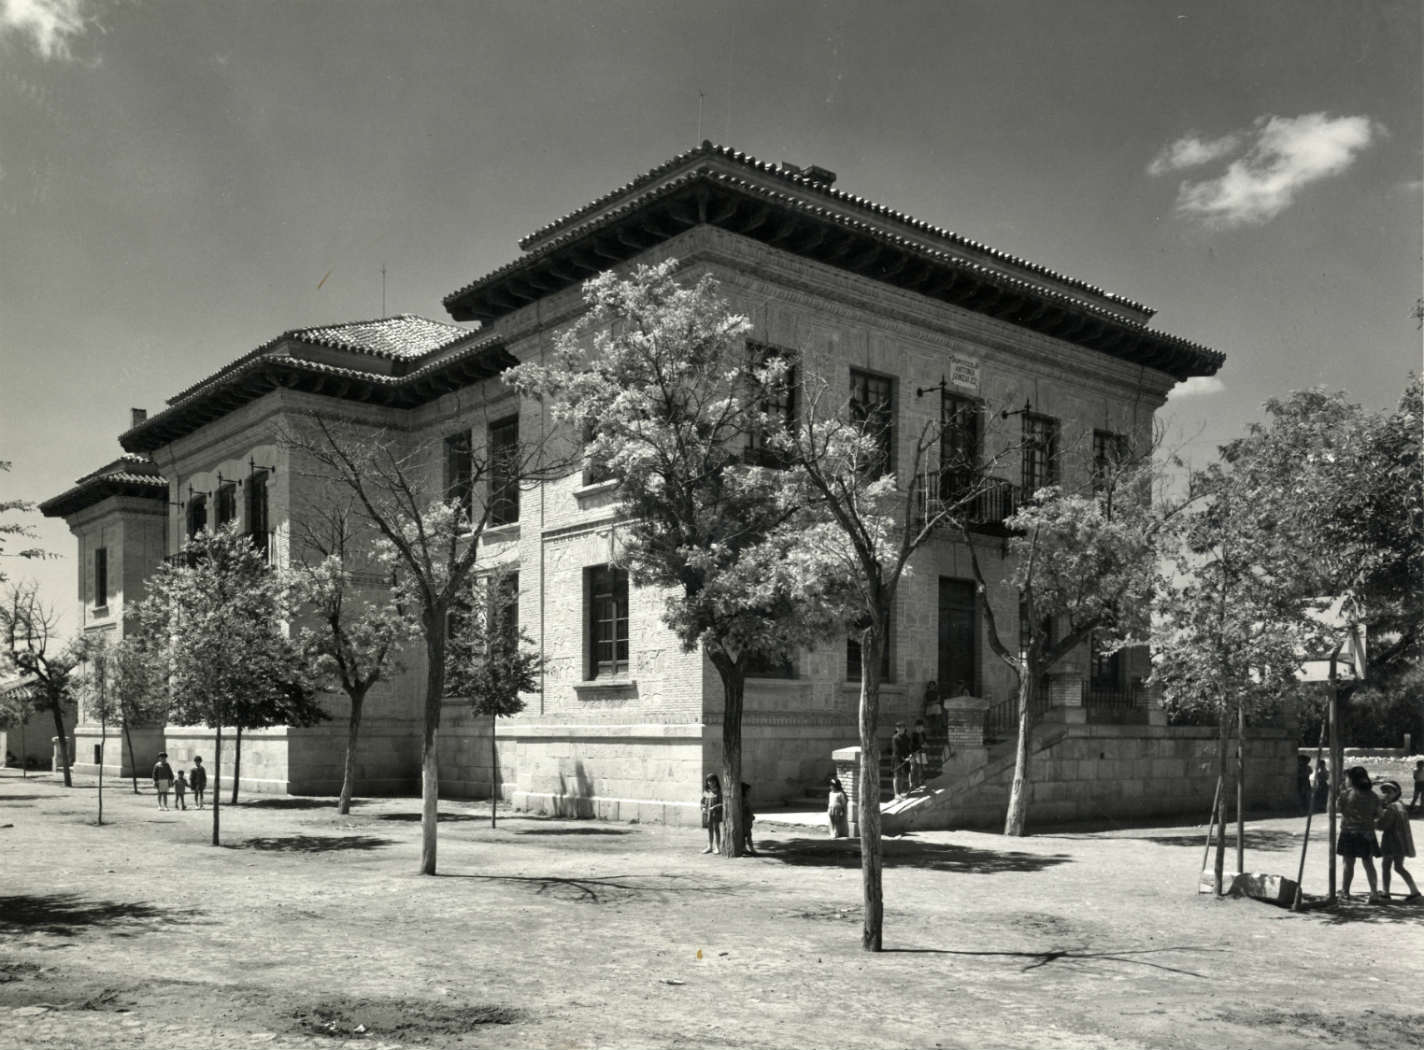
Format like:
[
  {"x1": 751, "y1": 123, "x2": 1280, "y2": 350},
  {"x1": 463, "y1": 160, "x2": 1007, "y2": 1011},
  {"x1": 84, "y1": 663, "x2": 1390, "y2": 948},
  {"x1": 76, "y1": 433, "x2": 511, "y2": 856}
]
[
  {"x1": 87, "y1": 632, "x2": 169, "y2": 794},
  {"x1": 507, "y1": 261, "x2": 849, "y2": 856},
  {"x1": 1, "y1": 460, "x2": 48, "y2": 577},
  {"x1": 226, "y1": 663, "x2": 326, "y2": 806},
  {"x1": 134, "y1": 526, "x2": 314, "y2": 846},
  {"x1": 294, "y1": 503, "x2": 416, "y2": 815},
  {"x1": 1, "y1": 582, "x2": 89, "y2": 787},
  {"x1": 289, "y1": 416, "x2": 563, "y2": 875},
  {"x1": 444, "y1": 567, "x2": 542, "y2": 827},
  {"x1": 960, "y1": 452, "x2": 1191, "y2": 836}
]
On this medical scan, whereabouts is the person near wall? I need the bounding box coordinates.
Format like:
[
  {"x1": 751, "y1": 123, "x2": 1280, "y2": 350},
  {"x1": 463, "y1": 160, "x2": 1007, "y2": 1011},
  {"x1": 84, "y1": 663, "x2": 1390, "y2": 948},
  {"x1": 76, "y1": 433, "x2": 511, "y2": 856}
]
[
  {"x1": 921, "y1": 680, "x2": 942, "y2": 739},
  {"x1": 1312, "y1": 760, "x2": 1330, "y2": 814},
  {"x1": 910, "y1": 718, "x2": 928, "y2": 790},
  {"x1": 1336, "y1": 765, "x2": 1383, "y2": 903},
  {"x1": 1296, "y1": 755, "x2": 1312, "y2": 815},
  {"x1": 890, "y1": 722, "x2": 912, "y2": 800},
  {"x1": 1376, "y1": 780, "x2": 1421, "y2": 902},
  {"x1": 700, "y1": 774, "x2": 723, "y2": 855},
  {"x1": 173, "y1": 770, "x2": 189, "y2": 811},
  {"x1": 190, "y1": 756, "x2": 207, "y2": 810},
  {"x1": 152, "y1": 753, "x2": 174, "y2": 811},
  {"x1": 827, "y1": 776, "x2": 850, "y2": 838},
  {"x1": 1410, "y1": 760, "x2": 1424, "y2": 813},
  {"x1": 740, "y1": 782, "x2": 756, "y2": 856}
]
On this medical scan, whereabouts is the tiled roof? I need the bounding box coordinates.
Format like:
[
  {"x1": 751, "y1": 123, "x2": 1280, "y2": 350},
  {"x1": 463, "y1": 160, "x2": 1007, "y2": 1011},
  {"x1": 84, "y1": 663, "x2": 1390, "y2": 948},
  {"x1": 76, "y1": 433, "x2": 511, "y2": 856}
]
[
  {"x1": 166, "y1": 315, "x2": 473, "y2": 406},
  {"x1": 517, "y1": 142, "x2": 1150, "y2": 316},
  {"x1": 74, "y1": 454, "x2": 165, "y2": 486},
  {"x1": 40, "y1": 453, "x2": 168, "y2": 519}
]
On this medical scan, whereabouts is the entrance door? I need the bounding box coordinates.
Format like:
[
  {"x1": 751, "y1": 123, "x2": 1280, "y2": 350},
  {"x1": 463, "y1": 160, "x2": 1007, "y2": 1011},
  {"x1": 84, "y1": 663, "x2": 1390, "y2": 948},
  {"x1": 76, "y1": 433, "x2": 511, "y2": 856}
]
[{"x1": 938, "y1": 578, "x2": 977, "y2": 694}]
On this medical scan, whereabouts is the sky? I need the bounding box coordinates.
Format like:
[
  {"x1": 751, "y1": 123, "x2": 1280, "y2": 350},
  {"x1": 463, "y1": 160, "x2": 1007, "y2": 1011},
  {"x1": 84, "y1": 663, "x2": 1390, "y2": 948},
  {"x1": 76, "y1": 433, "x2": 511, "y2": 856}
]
[{"x1": 2, "y1": 0, "x2": 1420, "y2": 635}]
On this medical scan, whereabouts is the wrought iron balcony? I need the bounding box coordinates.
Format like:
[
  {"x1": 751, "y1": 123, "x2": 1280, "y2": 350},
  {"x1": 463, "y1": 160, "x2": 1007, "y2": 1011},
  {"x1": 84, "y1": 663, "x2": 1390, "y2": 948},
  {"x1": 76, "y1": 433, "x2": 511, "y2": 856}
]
[{"x1": 921, "y1": 469, "x2": 1020, "y2": 532}]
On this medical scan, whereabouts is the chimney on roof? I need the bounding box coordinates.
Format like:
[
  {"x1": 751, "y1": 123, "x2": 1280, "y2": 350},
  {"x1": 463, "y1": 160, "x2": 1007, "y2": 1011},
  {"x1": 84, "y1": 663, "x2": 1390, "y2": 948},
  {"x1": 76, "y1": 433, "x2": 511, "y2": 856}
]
[{"x1": 130, "y1": 407, "x2": 148, "y2": 428}]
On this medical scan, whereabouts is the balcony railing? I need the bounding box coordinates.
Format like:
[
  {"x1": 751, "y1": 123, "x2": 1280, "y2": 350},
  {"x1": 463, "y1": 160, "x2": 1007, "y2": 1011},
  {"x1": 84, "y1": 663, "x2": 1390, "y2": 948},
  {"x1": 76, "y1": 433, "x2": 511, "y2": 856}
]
[
  {"x1": 165, "y1": 530, "x2": 278, "y2": 568},
  {"x1": 921, "y1": 469, "x2": 1020, "y2": 531}
]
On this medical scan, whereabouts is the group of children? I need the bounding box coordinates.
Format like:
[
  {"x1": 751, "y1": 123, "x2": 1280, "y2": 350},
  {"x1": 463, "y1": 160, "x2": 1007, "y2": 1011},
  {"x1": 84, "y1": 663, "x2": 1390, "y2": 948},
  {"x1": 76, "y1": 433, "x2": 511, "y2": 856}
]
[
  {"x1": 150, "y1": 752, "x2": 208, "y2": 811},
  {"x1": 700, "y1": 775, "x2": 756, "y2": 855},
  {"x1": 1336, "y1": 765, "x2": 1420, "y2": 904}
]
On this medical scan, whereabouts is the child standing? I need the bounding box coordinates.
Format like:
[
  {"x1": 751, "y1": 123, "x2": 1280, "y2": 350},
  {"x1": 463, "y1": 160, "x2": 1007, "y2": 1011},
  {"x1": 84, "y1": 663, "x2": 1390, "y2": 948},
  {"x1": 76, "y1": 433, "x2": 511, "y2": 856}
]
[
  {"x1": 1410, "y1": 760, "x2": 1424, "y2": 812},
  {"x1": 190, "y1": 756, "x2": 207, "y2": 809},
  {"x1": 152, "y1": 753, "x2": 174, "y2": 811},
  {"x1": 827, "y1": 776, "x2": 850, "y2": 838},
  {"x1": 700, "y1": 774, "x2": 723, "y2": 855},
  {"x1": 1336, "y1": 765, "x2": 1383, "y2": 903},
  {"x1": 1376, "y1": 780, "x2": 1421, "y2": 902},
  {"x1": 173, "y1": 770, "x2": 189, "y2": 811}
]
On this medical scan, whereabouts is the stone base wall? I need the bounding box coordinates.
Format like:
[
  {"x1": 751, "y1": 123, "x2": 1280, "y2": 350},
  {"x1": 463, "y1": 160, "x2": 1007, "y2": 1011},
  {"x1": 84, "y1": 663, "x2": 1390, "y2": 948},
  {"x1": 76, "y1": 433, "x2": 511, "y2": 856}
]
[
  {"x1": 886, "y1": 723, "x2": 1297, "y2": 832},
  {"x1": 68, "y1": 724, "x2": 166, "y2": 782}
]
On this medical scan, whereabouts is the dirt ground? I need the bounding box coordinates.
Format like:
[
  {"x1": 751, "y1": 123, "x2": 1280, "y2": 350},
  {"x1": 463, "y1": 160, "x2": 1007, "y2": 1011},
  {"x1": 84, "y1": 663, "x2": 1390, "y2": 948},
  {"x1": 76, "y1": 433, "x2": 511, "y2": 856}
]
[{"x1": 2, "y1": 770, "x2": 1422, "y2": 1050}]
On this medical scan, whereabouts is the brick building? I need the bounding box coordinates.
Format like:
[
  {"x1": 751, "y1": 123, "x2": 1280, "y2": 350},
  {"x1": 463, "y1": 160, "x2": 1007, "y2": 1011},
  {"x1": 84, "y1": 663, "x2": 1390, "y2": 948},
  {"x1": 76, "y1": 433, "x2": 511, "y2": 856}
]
[{"x1": 44, "y1": 144, "x2": 1263, "y2": 825}]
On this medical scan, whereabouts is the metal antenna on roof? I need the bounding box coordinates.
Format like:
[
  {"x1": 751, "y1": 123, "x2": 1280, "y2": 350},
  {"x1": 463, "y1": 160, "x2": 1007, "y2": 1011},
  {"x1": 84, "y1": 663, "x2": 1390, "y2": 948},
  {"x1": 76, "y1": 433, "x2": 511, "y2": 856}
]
[
  {"x1": 381, "y1": 264, "x2": 387, "y2": 317},
  {"x1": 697, "y1": 90, "x2": 704, "y2": 142}
]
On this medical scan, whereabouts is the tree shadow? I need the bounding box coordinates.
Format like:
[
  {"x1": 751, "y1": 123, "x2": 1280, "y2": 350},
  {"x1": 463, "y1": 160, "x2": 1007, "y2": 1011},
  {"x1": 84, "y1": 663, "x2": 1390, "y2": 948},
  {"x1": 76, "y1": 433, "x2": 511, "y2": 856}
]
[
  {"x1": 883, "y1": 943, "x2": 1221, "y2": 977},
  {"x1": 756, "y1": 836, "x2": 1072, "y2": 874},
  {"x1": 441, "y1": 871, "x2": 725, "y2": 904},
  {"x1": 511, "y1": 827, "x2": 631, "y2": 837},
  {"x1": 1301, "y1": 900, "x2": 1424, "y2": 927},
  {"x1": 240, "y1": 798, "x2": 358, "y2": 810},
  {"x1": 1131, "y1": 829, "x2": 1300, "y2": 852},
  {"x1": 377, "y1": 812, "x2": 480, "y2": 824},
  {"x1": 0, "y1": 893, "x2": 205, "y2": 937},
  {"x1": 226, "y1": 835, "x2": 393, "y2": 853},
  {"x1": 0, "y1": 794, "x2": 45, "y2": 802}
]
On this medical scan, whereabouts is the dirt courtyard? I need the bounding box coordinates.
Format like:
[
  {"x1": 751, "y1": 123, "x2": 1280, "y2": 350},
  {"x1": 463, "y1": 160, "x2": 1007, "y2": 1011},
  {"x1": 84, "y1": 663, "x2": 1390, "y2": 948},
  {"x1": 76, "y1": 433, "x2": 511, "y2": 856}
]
[{"x1": 2, "y1": 771, "x2": 1421, "y2": 1050}]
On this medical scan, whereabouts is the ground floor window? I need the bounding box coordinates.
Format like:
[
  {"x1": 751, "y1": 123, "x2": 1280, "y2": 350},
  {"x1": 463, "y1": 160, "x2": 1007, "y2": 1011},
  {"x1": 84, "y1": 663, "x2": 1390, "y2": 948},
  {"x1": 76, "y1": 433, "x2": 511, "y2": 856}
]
[{"x1": 586, "y1": 565, "x2": 629, "y2": 679}]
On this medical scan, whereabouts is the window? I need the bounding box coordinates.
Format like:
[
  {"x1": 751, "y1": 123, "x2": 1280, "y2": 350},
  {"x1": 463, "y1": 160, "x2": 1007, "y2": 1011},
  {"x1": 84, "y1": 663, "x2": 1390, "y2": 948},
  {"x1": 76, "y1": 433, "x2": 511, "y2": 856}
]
[
  {"x1": 444, "y1": 430, "x2": 473, "y2": 521},
  {"x1": 487, "y1": 416, "x2": 519, "y2": 526},
  {"x1": 186, "y1": 493, "x2": 207, "y2": 539},
  {"x1": 846, "y1": 615, "x2": 892, "y2": 682},
  {"x1": 586, "y1": 565, "x2": 629, "y2": 679},
  {"x1": 489, "y1": 571, "x2": 520, "y2": 654},
  {"x1": 582, "y1": 422, "x2": 613, "y2": 486},
  {"x1": 849, "y1": 368, "x2": 895, "y2": 478},
  {"x1": 939, "y1": 392, "x2": 982, "y2": 501},
  {"x1": 246, "y1": 470, "x2": 270, "y2": 557},
  {"x1": 746, "y1": 649, "x2": 795, "y2": 679},
  {"x1": 94, "y1": 547, "x2": 108, "y2": 607},
  {"x1": 1089, "y1": 633, "x2": 1123, "y2": 692},
  {"x1": 746, "y1": 342, "x2": 797, "y2": 467},
  {"x1": 1022, "y1": 413, "x2": 1060, "y2": 494},
  {"x1": 1092, "y1": 430, "x2": 1129, "y2": 494},
  {"x1": 216, "y1": 482, "x2": 237, "y2": 527}
]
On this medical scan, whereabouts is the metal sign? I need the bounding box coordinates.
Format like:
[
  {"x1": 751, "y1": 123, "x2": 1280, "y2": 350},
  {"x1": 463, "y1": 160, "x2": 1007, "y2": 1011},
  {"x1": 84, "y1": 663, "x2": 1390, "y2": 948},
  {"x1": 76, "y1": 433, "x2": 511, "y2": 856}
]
[{"x1": 948, "y1": 353, "x2": 980, "y2": 393}]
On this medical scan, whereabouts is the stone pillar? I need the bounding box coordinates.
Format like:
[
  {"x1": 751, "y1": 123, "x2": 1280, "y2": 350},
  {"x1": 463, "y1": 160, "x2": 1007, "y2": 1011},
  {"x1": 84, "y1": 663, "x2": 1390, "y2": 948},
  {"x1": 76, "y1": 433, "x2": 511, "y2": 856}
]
[
  {"x1": 51, "y1": 736, "x2": 73, "y2": 773},
  {"x1": 1050, "y1": 673, "x2": 1087, "y2": 724},
  {"x1": 832, "y1": 746, "x2": 863, "y2": 827}
]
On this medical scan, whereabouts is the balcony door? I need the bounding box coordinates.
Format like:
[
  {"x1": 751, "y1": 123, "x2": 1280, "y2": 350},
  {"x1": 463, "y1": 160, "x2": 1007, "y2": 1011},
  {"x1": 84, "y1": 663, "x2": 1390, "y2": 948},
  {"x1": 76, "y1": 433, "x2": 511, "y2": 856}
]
[{"x1": 938, "y1": 578, "x2": 977, "y2": 695}]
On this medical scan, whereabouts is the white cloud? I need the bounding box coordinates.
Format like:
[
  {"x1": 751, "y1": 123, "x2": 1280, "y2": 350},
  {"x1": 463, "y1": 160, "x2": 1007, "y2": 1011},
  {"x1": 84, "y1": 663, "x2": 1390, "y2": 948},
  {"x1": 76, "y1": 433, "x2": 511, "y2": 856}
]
[
  {"x1": 0, "y1": 0, "x2": 89, "y2": 61},
  {"x1": 1150, "y1": 113, "x2": 1382, "y2": 229},
  {"x1": 1146, "y1": 132, "x2": 1242, "y2": 176},
  {"x1": 1167, "y1": 376, "x2": 1225, "y2": 400}
]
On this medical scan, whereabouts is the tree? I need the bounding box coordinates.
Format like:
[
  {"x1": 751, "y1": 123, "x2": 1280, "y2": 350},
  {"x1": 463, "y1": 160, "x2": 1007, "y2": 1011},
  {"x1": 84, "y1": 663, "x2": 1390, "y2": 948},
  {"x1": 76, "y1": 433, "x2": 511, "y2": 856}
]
[
  {"x1": 134, "y1": 525, "x2": 314, "y2": 846},
  {"x1": 293, "y1": 504, "x2": 415, "y2": 815},
  {"x1": 780, "y1": 375, "x2": 1013, "y2": 950},
  {"x1": 226, "y1": 663, "x2": 325, "y2": 806},
  {"x1": 1, "y1": 582, "x2": 89, "y2": 787},
  {"x1": 960, "y1": 451, "x2": 1191, "y2": 836},
  {"x1": 444, "y1": 568, "x2": 542, "y2": 827},
  {"x1": 1, "y1": 460, "x2": 48, "y2": 578},
  {"x1": 87, "y1": 632, "x2": 169, "y2": 794},
  {"x1": 506, "y1": 261, "x2": 849, "y2": 857},
  {"x1": 288, "y1": 414, "x2": 562, "y2": 875}
]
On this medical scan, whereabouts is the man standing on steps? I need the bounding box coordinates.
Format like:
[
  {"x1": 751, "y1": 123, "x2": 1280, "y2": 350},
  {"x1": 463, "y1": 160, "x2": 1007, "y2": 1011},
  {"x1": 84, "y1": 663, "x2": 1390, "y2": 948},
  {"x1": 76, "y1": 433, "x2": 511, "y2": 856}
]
[
  {"x1": 891, "y1": 722, "x2": 912, "y2": 800},
  {"x1": 910, "y1": 718, "x2": 928, "y2": 790}
]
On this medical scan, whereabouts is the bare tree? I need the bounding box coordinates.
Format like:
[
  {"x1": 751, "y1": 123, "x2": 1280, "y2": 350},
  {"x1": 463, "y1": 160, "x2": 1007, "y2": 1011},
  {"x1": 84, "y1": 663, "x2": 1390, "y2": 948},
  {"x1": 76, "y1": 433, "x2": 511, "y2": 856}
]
[{"x1": 1, "y1": 582, "x2": 89, "y2": 787}]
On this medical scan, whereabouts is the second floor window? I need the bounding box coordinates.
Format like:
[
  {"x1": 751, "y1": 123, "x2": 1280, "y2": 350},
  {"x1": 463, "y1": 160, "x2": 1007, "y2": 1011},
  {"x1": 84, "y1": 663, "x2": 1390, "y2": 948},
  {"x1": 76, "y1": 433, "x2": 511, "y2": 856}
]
[
  {"x1": 586, "y1": 565, "x2": 629, "y2": 679},
  {"x1": 582, "y1": 421, "x2": 613, "y2": 486},
  {"x1": 1092, "y1": 430, "x2": 1129, "y2": 494},
  {"x1": 246, "y1": 470, "x2": 270, "y2": 557},
  {"x1": 850, "y1": 368, "x2": 895, "y2": 478},
  {"x1": 186, "y1": 492, "x2": 207, "y2": 539},
  {"x1": 216, "y1": 482, "x2": 237, "y2": 527},
  {"x1": 746, "y1": 342, "x2": 797, "y2": 467},
  {"x1": 940, "y1": 392, "x2": 981, "y2": 502},
  {"x1": 1022, "y1": 413, "x2": 1060, "y2": 494},
  {"x1": 94, "y1": 547, "x2": 108, "y2": 607},
  {"x1": 444, "y1": 430, "x2": 473, "y2": 521},
  {"x1": 488, "y1": 416, "x2": 519, "y2": 526},
  {"x1": 1089, "y1": 633, "x2": 1124, "y2": 692}
]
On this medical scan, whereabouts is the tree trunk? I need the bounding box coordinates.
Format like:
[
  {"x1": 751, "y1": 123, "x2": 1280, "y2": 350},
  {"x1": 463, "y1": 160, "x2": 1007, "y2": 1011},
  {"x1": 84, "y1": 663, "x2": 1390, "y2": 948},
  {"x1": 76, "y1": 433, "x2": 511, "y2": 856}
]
[
  {"x1": 1235, "y1": 698, "x2": 1245, "y2": 878},
  {"x1": 858, "y1": 625, "x2": 885, "y2": 951},
  {"x1": 1327, "y1": 681, "x2": 1341, "y2": 899},
  {"x1": 489, "y1": 712, "x2": 498, "y2": 829},
  {"x1": 419, "y1": 629, "x2": 446, "y2": 876},
  {"x1": 50, "y1": 703, "x2": 71, "y2": 787},
  {"x1": 211, "y1": 722, "x2": 222, "y2": 847},
  {"x1": 338, "y1": 689, "x2": 366, "y2": 816},
  {"x1": 712, "y1": 655, "x2": 746, "y2": 859},
  {"x1": 1213, "y1": 700, "x2": 1230, "y2": 894},
  {"x1": 230, "y1": 724, "x2": 243, "y2": 805},
  {"x1": 123, "y1": 720, "x2": 139, "y2": 793},
  {"x1": 1002, "y1": 668, "x2": 1036, "y2": 836}
]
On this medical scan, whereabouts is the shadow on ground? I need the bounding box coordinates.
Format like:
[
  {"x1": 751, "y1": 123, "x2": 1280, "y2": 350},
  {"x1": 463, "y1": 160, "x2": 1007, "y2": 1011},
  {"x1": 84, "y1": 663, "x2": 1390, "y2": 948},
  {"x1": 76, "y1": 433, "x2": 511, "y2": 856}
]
[
  {"x1": 1300, "y1": 901, "x2": 1424, "y2": 927},
  {"x1": 226, "y1": 835, "x2": 394, "y2": 853},
  {"x1": 756, "y1": 836, "x2": 1072, "y2": 874},
  {"x1": 884, "y1": 943, "x2": 1220, "y2": 977},
  {"x1": 441, "y1": 871, "x2": 726, "y2": 904},
  {"x1": 0, "y1": 795, "x2": 46, "y2": 802},
  {"x1": 1130, "y1": 829, "x2": 1300, "y2": 852},
  {"x1": 378, "y1": 812, "x2": 480, "y2": 824},
  {"x1": 239, "y1": 798, "x2": 356, "y2": 811},
  {"x1": 511, "y1": 827, "x2": 631, "y2": 837},
  {"x1": 0, "y1": 893, "x2": 204, "y2": 937}
]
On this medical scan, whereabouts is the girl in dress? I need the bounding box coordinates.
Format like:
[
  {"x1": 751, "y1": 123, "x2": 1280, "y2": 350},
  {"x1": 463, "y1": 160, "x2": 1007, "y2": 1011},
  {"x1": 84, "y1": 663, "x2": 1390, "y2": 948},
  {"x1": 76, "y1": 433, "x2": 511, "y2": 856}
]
[
  {"x1": 700, "y1": 774, "x2": 723, "y2": 855},
  {"x1": 1336, "y1": 765, "x2": 1383, "y2": 903},
  {"x1": 827, "y1": 776, "x2": 850, "y2": 838},
  {"x1": 1376, "y1": 780, "x2": 1421, "y2": 902}
]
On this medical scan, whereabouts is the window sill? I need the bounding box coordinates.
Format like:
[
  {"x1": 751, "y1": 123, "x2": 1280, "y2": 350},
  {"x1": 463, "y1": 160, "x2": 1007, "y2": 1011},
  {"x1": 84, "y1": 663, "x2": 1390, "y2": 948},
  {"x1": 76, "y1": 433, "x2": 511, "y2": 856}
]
[
  {"x1": 574, "y1": 678, "x2": 638, "y2": 699},
  {"x1": 573, "y1": 479, "x2": 618, "y2": 504},
  {"x1": 481, "y1": 522, "x2": 520, "y2": 543},
  {"x1": 91, "y1": 605, "x2": 110, "y2": 618}
]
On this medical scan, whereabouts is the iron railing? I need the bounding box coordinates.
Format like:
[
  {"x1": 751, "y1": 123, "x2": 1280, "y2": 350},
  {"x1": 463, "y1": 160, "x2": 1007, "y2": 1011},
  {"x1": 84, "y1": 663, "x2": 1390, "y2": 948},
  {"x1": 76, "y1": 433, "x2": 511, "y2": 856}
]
[{"x1": 922, "y1": 469, "x2": 1020, "y2": 531}]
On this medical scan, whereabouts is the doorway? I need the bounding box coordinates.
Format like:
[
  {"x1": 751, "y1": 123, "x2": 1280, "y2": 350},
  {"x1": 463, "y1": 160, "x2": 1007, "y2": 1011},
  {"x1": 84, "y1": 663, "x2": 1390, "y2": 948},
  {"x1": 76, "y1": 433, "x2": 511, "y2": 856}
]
[{"x1": 938, "y1": 578, "x2": 978, "y2": 695}]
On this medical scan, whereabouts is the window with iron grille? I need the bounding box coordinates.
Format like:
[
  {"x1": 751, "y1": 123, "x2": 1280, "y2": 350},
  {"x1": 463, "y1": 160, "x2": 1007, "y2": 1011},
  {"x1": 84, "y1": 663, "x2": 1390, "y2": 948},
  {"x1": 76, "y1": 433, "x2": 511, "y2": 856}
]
[
  {"x1": 746, "y1": 342, "x2": 797, "y2": 467},
  {"x1": 444, "y1": 430, "x2": 473, "y2": 521},
  {"x1": 216, "y1": 482, "x2": 237, "y2": 527},
  {"x1": 487, "y1": 416, "x2": 519, "y2": 526},
  {"x1": 94, "y1": 547, "x2": 108, "y2": 607},
  {"x1": 849, "y1": 368, "x2": 895, "y2": 478},
  {"x1": 1021, "y1": 413, "x2": 1060, "y2": 494},
  {"x1": 246, "y1": 470, "x2": 269, "y2": 556},
  {"x1": 1092, "y1": 430, "x2": 1129, "y2": 494},
  {"x1": 940, "y1": 392, "x2": 981, "y2": 501},
  {"x1": 586, "y1": 565, "x2": 629, "y2": 679},
  {"x1": 1089, "y1": 632, "x2": 1123, "y2": 691},
  {"x1": 186, "y1": 493, "x2": 207, "y2": 539},
  {"x1": 490, "y1": 571, "x2": 519, "y2": 654}
]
